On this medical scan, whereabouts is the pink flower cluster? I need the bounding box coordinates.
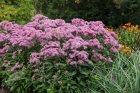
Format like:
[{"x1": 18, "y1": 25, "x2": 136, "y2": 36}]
[
  {"x1": 0, "y1": 45, "x2": 9, "y2": 58},
  {"x1": 0, "y1": 14, "x2": 121, "y2": 66},
  {"x1": 8, "y1": 62, "x2": 23, "y2": 72}
]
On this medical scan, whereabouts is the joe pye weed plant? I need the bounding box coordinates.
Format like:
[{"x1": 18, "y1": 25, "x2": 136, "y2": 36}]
[{"x1": 0, "y1": 15, "x2": 120, "y2": 93}]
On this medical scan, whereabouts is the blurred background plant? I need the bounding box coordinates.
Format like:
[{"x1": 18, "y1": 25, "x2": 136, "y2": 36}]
[
  {"x1": 1, "y1": 0, "x2": 140, "y2": 27},
  {"x1": 0, "y1": 0, "x2": 35, "y2": 24},
  {"x1": 35, "y1": 0, "x2": 140, "y2": 26}
]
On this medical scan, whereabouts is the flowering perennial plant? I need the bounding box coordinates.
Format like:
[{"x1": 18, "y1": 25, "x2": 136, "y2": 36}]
[
  {"x1": 0, "y1": 15, "x2": 120, "y2": 65},
  {"x1": 117, "y1": 23, "x2": 140, "y2": 50},
  {"x1": 0, "y1": 15, "x2": 120, "y2": 92},
  {"x1": 122, "y1": 23, "x2": 140, "y2": 33}
]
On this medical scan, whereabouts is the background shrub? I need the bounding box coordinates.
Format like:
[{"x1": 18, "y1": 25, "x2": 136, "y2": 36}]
[
  {"x1": 0, "y1": 0, "x2": 35, "y2": 24},
  {"x1": 1, "y1": 0, "x2": 140, "y2": 26},
  {"x1": 35, "y1": 0, "x2": 140, "y2": 26}
]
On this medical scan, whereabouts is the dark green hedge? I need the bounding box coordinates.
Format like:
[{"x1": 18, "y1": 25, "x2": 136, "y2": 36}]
[
  {"x1": 1, "y1": 0, "x2": 140, "y2": 26},
  {"x1": 36, "y1": 0, "x2": 140, "y2": 26}
]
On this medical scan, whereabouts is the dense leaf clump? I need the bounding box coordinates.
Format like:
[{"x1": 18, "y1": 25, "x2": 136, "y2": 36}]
[
  {"x1": 40, "y1": 0, "x2": 140, "y2": 26},
  {"x1": 0, "y1": 0, "x2": 35, "y2": 24}
]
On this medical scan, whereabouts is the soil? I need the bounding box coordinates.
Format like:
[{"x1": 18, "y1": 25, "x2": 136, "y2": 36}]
[{"x1": 0, "y1": 89, "x2": 11, "y2": 93}]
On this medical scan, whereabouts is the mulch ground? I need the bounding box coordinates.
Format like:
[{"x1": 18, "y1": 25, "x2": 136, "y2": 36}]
[{"x1": 0, "y1": 89, "x2": 11, "y2": 93}]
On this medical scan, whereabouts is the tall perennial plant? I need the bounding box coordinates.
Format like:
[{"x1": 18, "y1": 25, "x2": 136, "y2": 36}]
[{"x1": 0, "y1": 15, "x2": 120, "y2": 93}]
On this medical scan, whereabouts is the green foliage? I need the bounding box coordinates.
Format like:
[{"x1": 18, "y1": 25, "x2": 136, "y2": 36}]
[
  {"x1": 117, "y1": 29, "x2": 140, "y2": 50},
  {"x1": 1, "y1": 0, "x2": 140, "y2": 26},
  {"x1": 41, "y1": 0, "x2": 116, "y2": 23},
  {"x1": 97, "y1": 51, "x2": 140, "y2": 93},
  {"x1": 0, "y1": 43, "x2": 111, "y2": 93},
  {"x1": 1, "y1": 55, "x2": 108, "y2": 93},
  {"x1": 37, "y1": 0, "x2": 140, "y2": 26},
  {"x1": 113, "y1": 0, "x2": 140, "y2": 26},
  {"x1": 0, "y1": 0, "x2": 35, "y2": 24}
]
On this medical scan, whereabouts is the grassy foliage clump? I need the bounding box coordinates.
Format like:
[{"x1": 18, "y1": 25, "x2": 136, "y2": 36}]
[{"x1": 98, "y1": 51, "x2": 140, "y2": 93}]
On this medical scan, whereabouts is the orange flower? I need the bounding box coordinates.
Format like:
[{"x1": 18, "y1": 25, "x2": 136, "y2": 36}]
[
  {"x1": 122, "y1": 26, "x2": 126, "y2": 29},
  {"x1": 107, "y1": 27, "x2": 113, "y2": 32},
  {"x1": 119, "y1": 45, "x2": 132, "y2": 54},
  {"x1": 122, "y1": 23, "x2": 140, "y2": 33},
  {"x1": 125, "y1": 22, "x2": 131, "y2": 26}
]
